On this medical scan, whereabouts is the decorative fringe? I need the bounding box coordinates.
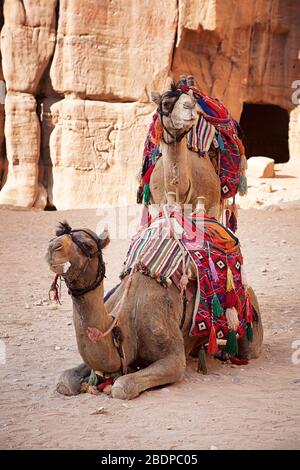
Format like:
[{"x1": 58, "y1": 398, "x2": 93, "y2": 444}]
[
  {"x1": 136, "y1": 185, "x2": 144, "y2": 204},
  {"x1": 236, "y1": 295, "x2": 242, "y2": 315},
  {"x1": 49, "y1": 274, "x2": 61, "y2": 304},
  {"x1": 238, "y1": 174, "x2": 248, "y2": 196},
  {"x1": 197, "y1": 346, "x2": 207, "y2": 374},
  {"x1": 208, "y1": 325, "x2": 218, "y2": 355},
  {"x1": 225, "y1": 307, "x2": 240, "y2": 331},
  {"x1": 240, "y1": 154, "x2": 248, "y2": 173},
  {"x1": 143, "y1": 183, "x2": 150, "y2": 205},
  {"x1": 209, "y1": 256, "x2": 219, "y2": 282},
  {"x1": 225, "y1": 330, "x2": 238, "y2": 356},
  {"x1": 140, "y1": 204, "x2": 149, "y2": 227},
  {"x1": 246, "y1": 323, "x2": 253, "y2": 342},
  {"x1": 213, "y1": 293, "x2": 223, "y2": 318},
  {"x1": 226, "y1": 289, "x2": 237, "y2": 308},
  {"x1": 226, "y1": 266, "x2": 235, "y2": 291},
  {"x1": 246, "y1": 293, "x2": 253, "y2": 323},
  {"x1": 229, "y1": 210, "x2": 238, "y2": 232}
]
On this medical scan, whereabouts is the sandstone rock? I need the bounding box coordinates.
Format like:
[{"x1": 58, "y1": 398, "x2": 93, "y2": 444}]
[
  {"x1": 0, "y1": 93, "x2": 40, "y2": 207},
  {"x1": 1, "y1": 0, "x2": 57, "y2": 94},
  {"x1": 33, "y1": 183, "x2": 48, "y2": 210},
  {"x1": 247, "y1": 157, "x2": 275, "y2": 178},
  {"x1": 50, "y1": 0, "x2": 177, "y2": 101},
  {"x1": 0, "y1": 0, "x2": 299, "y2": 209},
  {"x1": 49, "y1": 98, "x2": 154, "y2": 209}
]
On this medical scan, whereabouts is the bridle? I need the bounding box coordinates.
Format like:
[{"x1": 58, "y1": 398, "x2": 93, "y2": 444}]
[
  {"x1": 157, "y1": 89, "x2": 191, "y2": 144},
  {"x1": 52, "y1": 228, "x2": 106, "y2": 298}
]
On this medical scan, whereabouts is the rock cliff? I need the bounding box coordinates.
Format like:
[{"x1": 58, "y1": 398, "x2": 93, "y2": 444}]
[{"x1": 0, "y1": 0, "x2": 299, "y2": 209}]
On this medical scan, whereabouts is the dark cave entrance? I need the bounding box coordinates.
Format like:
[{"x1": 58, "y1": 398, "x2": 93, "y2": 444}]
[{"x1": 239, "y1": 103, "x2": 290, "y2": 163}]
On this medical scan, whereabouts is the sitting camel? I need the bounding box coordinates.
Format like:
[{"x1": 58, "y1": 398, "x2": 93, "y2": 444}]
[
  {"x1": 149, "y1": 83, "x2": 221, "y2": 217},
  {"x1": 47, "y1": 222, "x2": 263, "y2": 400}
]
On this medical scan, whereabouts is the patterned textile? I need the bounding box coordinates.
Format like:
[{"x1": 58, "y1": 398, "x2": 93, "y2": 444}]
[
  {"x1": 121, "y1": 211, "x2": 250, "y2": 341},
  {"x1": 140, "y1": 85, "x2": 244, "y2": 200}
]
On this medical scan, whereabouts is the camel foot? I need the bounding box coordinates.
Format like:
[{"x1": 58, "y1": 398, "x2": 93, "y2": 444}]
[
  {"x1": 56, "y1": 363, "x2": 91, "y2": 396},
  {"x1": 111, "y1": 376, "x2": 140, "y2": 400}
]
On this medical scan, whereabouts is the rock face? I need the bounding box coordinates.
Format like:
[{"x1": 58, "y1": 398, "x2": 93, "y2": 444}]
[{"x1": 0, "y1": 0, "x2": 299, "y2": 209}]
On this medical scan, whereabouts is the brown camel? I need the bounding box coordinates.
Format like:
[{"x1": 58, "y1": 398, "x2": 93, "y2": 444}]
[
  {"x1": 47, "y1": 222, "x2": 263, "y2": 400},
  {"x1": 149, "y1": 84, "x2": 221, "y2": 217}
]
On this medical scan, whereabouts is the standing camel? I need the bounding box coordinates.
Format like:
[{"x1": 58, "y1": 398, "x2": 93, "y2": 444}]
[{"x1": 148, "y1": 84, "x2": 221, "y2": 217}]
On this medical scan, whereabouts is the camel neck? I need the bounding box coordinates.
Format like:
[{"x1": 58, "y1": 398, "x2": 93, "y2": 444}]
[
  {"x1": 160, "y1": 138, "x2": 190, "y2": 202},
  {"x1": 72, "y1": 282, "x2": 112, "y2": 332}
]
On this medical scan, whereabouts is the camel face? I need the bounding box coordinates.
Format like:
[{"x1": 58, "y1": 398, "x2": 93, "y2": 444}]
[
  {"x1": 47, "y1": 234, "x2": 87, "y2": 279},
  {"x1": 166, "y1": 92, "x2": 197, "y2": 132},
  {"x1": 152, "y1": 88, "x2": 197, "y2": 137}
]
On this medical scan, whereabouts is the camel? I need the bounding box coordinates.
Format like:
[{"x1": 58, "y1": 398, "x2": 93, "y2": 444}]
[
  {"x1": 47, "y1": 221, "x2": 263, "y2": 400},
  {"x1": 149, "y1": 83, "x2": 221, "y2": 217}
]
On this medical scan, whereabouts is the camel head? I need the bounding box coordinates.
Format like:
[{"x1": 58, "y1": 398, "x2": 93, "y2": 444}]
[
  {"x1": 46, "y1": 221, "x2": 110, "y2": 287},
  {"x1": 151, "y1": 83, "x2": 197, "y2": 142}
]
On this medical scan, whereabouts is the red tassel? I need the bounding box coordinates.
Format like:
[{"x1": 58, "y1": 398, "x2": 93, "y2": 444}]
[
  {"x1": 236, "y1": 295, "x2": 242, "y2": 315},
  {"x1": 226, "y1": 289, "x2": 237, "y2": 308},
  {"x1": 208, "y1": 325, "x2": 218, "y2": 355},
  {"x1": 98, "y1": 378, "x2": 113, "y2": 391}
]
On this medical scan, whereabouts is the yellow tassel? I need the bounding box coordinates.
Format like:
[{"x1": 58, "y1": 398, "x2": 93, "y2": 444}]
[
  {"x1": 226, "y1": 266, "x2": 235, "y2": 291},
  {"x1": 225, "y1": 307, "x2": 240, "y2": 331}
]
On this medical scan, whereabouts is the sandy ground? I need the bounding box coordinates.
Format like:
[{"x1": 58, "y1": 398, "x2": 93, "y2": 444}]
[{"x1": 1, "y1": 204, "x2": 300, "y2": 450}]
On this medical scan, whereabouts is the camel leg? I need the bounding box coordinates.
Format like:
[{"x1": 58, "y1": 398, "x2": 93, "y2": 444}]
[
  {"x1": 56, "y1": 363, "x2": 91, "y2": 396},
  {"x1": 111, "y1": 352, "x2": 186, "y2": 400},
  {"x1": 238, "y1": 287, "x2": 263, "y2": 360}
]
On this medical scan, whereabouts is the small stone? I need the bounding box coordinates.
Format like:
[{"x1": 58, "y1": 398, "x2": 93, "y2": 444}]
[
  {"x1": 34, "y1": 299, "x2": 43, "y2": 306},
  {"x1": 167, "y1": 426, "x2": 173, "y2": 430},
  {"x1": 261, "y1": 266, "x2": 268, "y2": 273},
  {"x1": 91, "y1": 407, "x2": 106, "y2": 415},
  {"x1": 67, "y1": 321, "x2": 72, "y2": 326},
  {"x1": 280, "y1": 240, "x2": 287, "y2": 245},
  {"x1": 54, "y1": 345, "x2": 61, "y2": 351},
  {"x1": 293, "y1": 379, "x2": 300, "y2": 384},
  {"x1": 210, "y1": 445, "x2": 219, "y2": 450},
  {"x1": 25, "y1": 303, "x2": 30, "y2": 309}
]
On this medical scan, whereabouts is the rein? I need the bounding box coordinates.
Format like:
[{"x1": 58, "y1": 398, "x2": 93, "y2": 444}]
[{"x1": 157, "y1": 89, "x2": 190, "y2": 144}]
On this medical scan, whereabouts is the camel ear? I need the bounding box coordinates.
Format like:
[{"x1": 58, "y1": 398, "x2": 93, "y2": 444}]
[
  {"x1": 151, "y1": 91, "x2": 162, "y2": 105},
  {"x1": 98, "y1": 226, "x2": 110, "y2": 249}
]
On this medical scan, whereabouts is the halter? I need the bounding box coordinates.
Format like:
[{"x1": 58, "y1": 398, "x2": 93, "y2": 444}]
[
  {"x1": 50, "y1": 225, "x2": 106, "y2": 298},
  {"x1": 157, "y1": 89, "x2": 191, "y2": 144}
]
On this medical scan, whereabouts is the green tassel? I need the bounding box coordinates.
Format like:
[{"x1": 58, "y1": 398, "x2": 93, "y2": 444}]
[
  {"x1": 213, "y1": 293, "x2": 223, "y2": 318},
  {"x1": 88, "y1": 370, "x2": 98, "y2": 386},
  {"x1": 246, "y1": 324, "x2": 253, "y2": 342},
  {"x1": 197, "y1": 346, "x2": 207, "y2": 375},
  {"x1": 225, "y1": 330, "x2": 238, "y2": 356},
  {"x1": 143, "y1": 183, "x2": 150, "y2": 205},
  {"x1": 238, "y1": 174, "x2": 248, "y2": 196}
]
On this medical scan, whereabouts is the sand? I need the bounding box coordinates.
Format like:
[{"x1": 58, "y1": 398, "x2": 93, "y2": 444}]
[{"x1": 0, "y1": 205, "x2": 300, "y2": 450}]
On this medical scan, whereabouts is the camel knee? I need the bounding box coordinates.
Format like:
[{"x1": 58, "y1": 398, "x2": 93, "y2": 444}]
[{"x1": 56, "y1": 364, "x2": 90, "y2": 396}]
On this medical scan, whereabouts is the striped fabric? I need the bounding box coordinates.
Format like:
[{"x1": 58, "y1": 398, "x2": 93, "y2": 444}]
[
  {"x1": 187, "y1": 114, "x2": 216, "y2": 154},
  {"x1": 123, "y1": 223, "x2": 183, "y2": 281}
]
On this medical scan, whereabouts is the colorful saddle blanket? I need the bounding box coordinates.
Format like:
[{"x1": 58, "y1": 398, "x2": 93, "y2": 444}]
[
  {"x1": 121, "y1": 211, "x2": 253, "y2": 347},
  {"x1": 140, "y1": 85, "x2": 245, "y2": 200}
]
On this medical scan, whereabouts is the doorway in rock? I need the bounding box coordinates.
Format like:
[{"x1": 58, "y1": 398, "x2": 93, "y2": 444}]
[{"x1": 239, "y1": 103, "x2": 290, "y2": 163}]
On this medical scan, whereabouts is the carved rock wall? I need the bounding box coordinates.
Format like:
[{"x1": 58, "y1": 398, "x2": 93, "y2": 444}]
[{"x1": 0, "y1": 0, "x2": 299, "y2": 209}]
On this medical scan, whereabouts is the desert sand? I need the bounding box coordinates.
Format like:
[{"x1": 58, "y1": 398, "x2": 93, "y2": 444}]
[{"x1": 0, "y1": 204, "x2": 300, "y2": 450}]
